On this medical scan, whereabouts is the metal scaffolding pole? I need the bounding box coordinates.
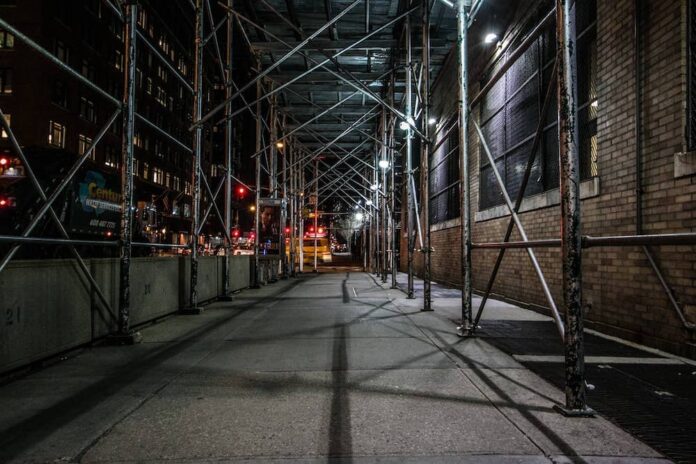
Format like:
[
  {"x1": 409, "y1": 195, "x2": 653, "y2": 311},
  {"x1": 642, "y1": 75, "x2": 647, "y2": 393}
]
[
  {"x1": 253, "y1": 77, "x2": 262, "y2": 287},
  {"x1": 405, "y1": 12, "x2": 415, "y2": 299},
  {"x1": 299, "y1": 155, "x2": 305, "y2": 273},
  {"x1": 381, "y1": 113, "x2": 389, "y2": 283},
  {"x1": 289, "y1": 142, "x2": 296, "y2": 276},
  {"x1": 421, "y1": 0, "x2": 432, "y2": 311},
  {"x1": 313, "y1": 160, "x2": 319, "y2": 272},
  {"x1": 374, "y1": 151, "x2": 380, "y2": 275},
  {"x1": 281, "y1": 117, "x2": 288, "y2": 279},
  {"x1": 116, "y1": 1, "x2": 140, "y2": 340},
  {"x1": 390, "y1": 76, "x2": 398, "y2": 289},
  {"x1": 555, "y1": 0, "x2": 592, "y2": 417},
  {"x1": 221, "y1": 0, "x2": 234, "y2": 301},
  {"x1": 457, "y1": 0, "x2": 472, "y2": 329},
  {"x1": 185, "y1": 0, "x2": 205, "y2": 314}
]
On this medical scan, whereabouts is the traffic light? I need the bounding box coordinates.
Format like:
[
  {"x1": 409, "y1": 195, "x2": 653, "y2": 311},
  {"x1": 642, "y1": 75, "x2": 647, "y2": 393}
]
[
  {"x1": 284, "y1": 227, "x2": 290, "y2": 234},
  {"x1": 232, "y1": 229, "x2": 240, "y2": 238},
  {"x1": 0, "y1": 195, "x2": 14, "y2": 208}
]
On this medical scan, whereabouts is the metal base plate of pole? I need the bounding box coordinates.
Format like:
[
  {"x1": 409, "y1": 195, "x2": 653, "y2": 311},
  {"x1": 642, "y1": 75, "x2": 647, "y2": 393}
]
[
  {"x1": 553, "y1": 404, "x2": 595, "y2": 418},
  {"x1": 105, "y1": 331, "x2": 143, "y2": 345},
  {"x1": 180, "y1": 307, "x2": 204, "y2": 315}
]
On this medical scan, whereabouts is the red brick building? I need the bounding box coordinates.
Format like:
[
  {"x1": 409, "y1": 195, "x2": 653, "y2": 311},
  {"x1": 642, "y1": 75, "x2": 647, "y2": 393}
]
[{"x1": 402, "y1": 0, "x2": 696, "y2": 359}]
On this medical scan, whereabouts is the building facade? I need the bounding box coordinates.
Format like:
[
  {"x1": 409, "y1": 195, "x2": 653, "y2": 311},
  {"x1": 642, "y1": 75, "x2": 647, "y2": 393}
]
[
  {"x1": 0, "y1": 0, "x2": 231, "y2": 250},
  {"x1": 402, "y1": 0, "x2": 696, "y2": 358}
]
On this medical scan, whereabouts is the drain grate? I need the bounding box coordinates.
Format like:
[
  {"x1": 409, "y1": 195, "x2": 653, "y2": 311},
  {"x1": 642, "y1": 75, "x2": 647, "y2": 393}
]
[{"x1": 479, "y1": 320, "x2": 696, "y2": 464}]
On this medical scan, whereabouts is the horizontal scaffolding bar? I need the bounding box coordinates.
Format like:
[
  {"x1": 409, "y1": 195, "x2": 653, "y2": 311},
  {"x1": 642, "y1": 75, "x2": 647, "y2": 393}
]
[{"x1": 472, "y1": 233, "x2": 696, "y2": 249}]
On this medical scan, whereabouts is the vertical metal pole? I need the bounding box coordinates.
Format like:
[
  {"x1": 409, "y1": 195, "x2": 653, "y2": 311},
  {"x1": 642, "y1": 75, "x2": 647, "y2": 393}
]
[
  {"x1": 289, "y1": 141, "x2": 296, "y2": 276},
  {"x1": 390, "y1": 76, "x2": 398, "y2": 289},
  {"x1": 117, "y1": 1, "x2": 139, "y2": 339},
  {"x1": 555, "y1": 0, "x2": 592, "y2": 417},
  {"x1": 313, "y1": 159, "x2": 318, "y2": 272},
  {"x1": 374, "y1": 151, "x2": 380, "y2": 275},
  {"x1": 281, "y1": 119, "x2": 288, "y2": 278},
  {"x1": 421, "y1": 0, "x2": 432, "y2": 311},
  {"x1": 299, "y1": 156, "x2": 305, "y2": 273},
  {"x1": 406, "y1": 13, "x2": 415, "y2": 299},
  {"x1": 270, "y1": 95, "x2": 278, "y2": 198},
  {"x1": 381, "y1": 114, "x2": 388, "y2": 283},
  {"x1": 253, "y1": 77, "x2": 262, "y2": 287},
  {"x1": 221, "y1": 0, "x2": 234, "y2": 300},
  {"x1": 457, "y1": 0, "x2": 472, "y2": 328},
  {"x1": 186, "y1": 0, "x2": 204, "y2": 313}
]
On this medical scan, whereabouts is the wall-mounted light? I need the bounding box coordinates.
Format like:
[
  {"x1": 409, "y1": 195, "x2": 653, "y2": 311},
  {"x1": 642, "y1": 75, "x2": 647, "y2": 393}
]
[
  {"x1": 378, "y1": 159, "x2": 390, "y2": 169},
  {"x1": 484, "y1": 33, "x2": 498, "y2": 44}
]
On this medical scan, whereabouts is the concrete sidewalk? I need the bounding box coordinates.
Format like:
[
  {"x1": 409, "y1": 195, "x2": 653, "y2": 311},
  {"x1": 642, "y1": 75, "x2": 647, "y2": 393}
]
[{"x1": 0, "y1": 270, "x2": 669, "y2": 463}]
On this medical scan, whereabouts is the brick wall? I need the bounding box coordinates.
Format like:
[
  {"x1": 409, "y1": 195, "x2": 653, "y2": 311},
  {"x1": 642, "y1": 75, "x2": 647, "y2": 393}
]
[{"x1": 401, "y1": 0, "x2": 696, "y2": 359}]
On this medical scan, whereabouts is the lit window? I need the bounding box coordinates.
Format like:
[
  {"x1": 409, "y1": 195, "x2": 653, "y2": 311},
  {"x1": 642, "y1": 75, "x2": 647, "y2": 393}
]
[
  {"x1": 48, "y1": 121, "x2": 66, "y2": 148},
  {"x1": 0, "y1": 68, "x2": 12, "y2": 94},
  {"x1": 0, "y1": 30, "x2": 14, "y2": 49},
  {"x1": 137, "y1": 9, "x2": 147, "y2": 28},
  {"x1": 105, "y1": 145, "x2": 119, "y2": 168},
  {"x1": 114, "y1": 50, "x2": 122, "y2": 70},
  {"x1": 153, "y1": 167, "x2": 163, "y2": 184},
  {"x1": 1, "y1": 113, "x2": 10, "y2": 138},
  {"x1": 78, "y1": 134, "x2": 94, "y2": 159},
  {"x1": 142, "y1": 162, "x2": 149, "y2": 180},
  {"x1": 146, "y1": 77, "x2": 152, "y2": 95}
]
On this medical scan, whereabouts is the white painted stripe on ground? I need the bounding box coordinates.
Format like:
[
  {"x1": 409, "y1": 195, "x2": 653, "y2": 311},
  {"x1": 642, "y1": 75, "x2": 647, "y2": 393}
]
[
  {"x1": 584, "y1": 327, "x2": 696, "y2": 366},
  {"x1": 513, "y1": 355, "x2": 684, "y2": 365}
]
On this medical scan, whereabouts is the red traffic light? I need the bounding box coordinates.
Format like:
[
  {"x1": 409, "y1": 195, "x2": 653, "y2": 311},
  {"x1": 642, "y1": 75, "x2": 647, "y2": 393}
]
[
  {"x1": 309, "y1": 226, "x2": 315, "y2": 233},
  {"x1": 232, "y1": 229, "x2": 240, "y2": 237},
  {"x1": 284, "y1": 227, "x2": 290, "y2": 234},
  {"x1": 0, "y1": 196, "x2": 9, "y2": 207},
  {"x1": 238, "y1": 187, "x2": 245, "y2": 194},
  {"x1": 0, "y1": 157, "x2": 8, "y2": 166}
]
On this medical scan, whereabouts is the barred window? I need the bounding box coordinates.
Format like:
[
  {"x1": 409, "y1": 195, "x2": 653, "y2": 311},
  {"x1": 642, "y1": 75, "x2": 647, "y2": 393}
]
[
  {"x1": 688, "y1": 0, "x2": 696, "y2": 150},
  {"x1": 429, "y1": 117, "x2": 460, "y2": 224},
  {"x1": 478, "y1": 0, "x2": 597, "y2": 211}
]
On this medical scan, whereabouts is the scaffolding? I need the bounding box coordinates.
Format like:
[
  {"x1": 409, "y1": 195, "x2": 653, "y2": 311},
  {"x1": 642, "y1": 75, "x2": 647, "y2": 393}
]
[{"x1": 1, "y1": 0, "x2": 695, "y2": 416}]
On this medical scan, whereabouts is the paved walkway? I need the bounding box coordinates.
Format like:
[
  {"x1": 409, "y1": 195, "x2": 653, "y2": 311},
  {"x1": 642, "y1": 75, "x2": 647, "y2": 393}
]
[{"x1": 0, "y1": 270, "x2": 670, "y2": 463}]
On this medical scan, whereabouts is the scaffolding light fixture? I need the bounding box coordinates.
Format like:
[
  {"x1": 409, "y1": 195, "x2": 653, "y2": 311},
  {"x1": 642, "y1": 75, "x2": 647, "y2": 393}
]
[
  {"x1": 484, "y1": 33, "x2": 498, "y2": 44},
  {"x1": 428, "y1": 117, "x2": 437, "y2": 125},
  {"x1": 378, "y1": 159, "x2": 390, "y2": 169}
]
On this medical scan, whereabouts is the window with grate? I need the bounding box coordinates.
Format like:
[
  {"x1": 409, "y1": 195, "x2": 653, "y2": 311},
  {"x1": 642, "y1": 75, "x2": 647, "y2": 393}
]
[
  {"x1": 429, "y1": 117, "x2": 461, "y2": 224},
  {"x1": 688, "y1": 0, "x2": 696, "y2": 150},
  {"x1": 478, "y1": 0, "x2": 597, "y2": 211}
]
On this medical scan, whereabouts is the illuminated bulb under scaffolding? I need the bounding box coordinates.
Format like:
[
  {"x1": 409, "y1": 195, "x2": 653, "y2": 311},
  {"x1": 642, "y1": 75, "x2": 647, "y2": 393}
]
[{"x1": 484, "y1": 33, "x2": 498, "y2": 44}]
